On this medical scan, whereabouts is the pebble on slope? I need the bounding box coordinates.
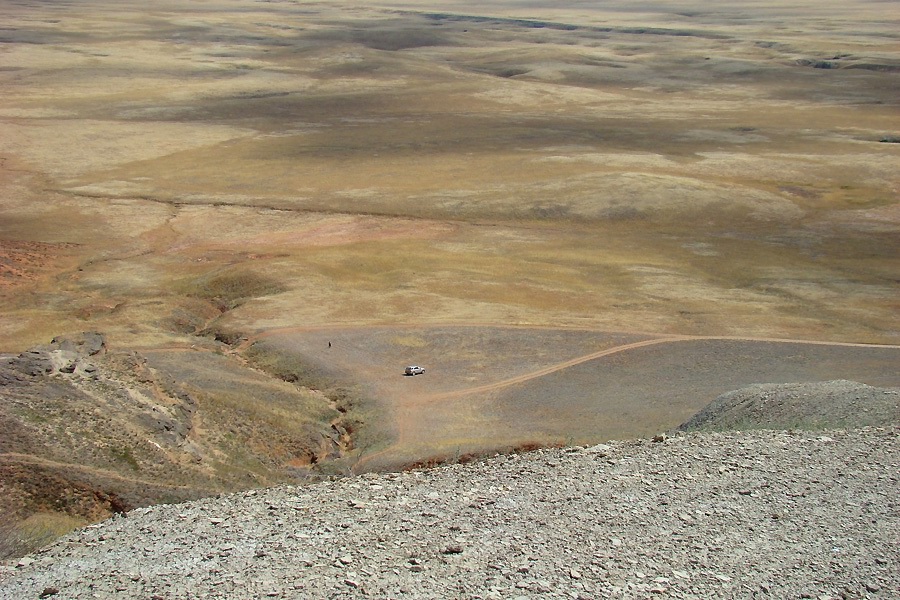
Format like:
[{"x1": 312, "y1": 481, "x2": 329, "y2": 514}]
[{"x1": 0, "y1": 428, "x2": 897, "y2": 599}]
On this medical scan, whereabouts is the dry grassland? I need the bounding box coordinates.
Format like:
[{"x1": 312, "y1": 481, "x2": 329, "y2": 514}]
[
  {"x1": 0, "y1": 0, "x2": 898, "y2": 483},
  {"x1": 1, "y1": 0, "x2": 897, "y2": 349}
]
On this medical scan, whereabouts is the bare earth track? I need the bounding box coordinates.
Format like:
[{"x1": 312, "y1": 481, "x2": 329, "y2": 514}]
[{"x1": 249, "y1": 325, "x2": 900, "y2": 470}]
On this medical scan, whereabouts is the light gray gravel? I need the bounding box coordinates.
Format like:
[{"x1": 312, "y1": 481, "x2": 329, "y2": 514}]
[
  {"x1": 679, "y1": 381, "x2": 899, "y2": 432},
  {"x1": 1, "y1": 427, "x2": 897, "y2": 599}
]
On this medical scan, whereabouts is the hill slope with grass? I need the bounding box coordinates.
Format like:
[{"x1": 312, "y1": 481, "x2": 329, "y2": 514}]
[{"x1": 0, "y1": 333, "x2": 368, "y2": 559}]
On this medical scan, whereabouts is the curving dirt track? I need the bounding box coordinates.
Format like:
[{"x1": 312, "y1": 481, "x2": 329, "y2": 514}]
[{"x1": 246, "y1": 325, "x2": 900, "y2": 471}]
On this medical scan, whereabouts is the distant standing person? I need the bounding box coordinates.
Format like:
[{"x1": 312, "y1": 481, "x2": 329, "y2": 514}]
[{"x1": 328, "y1": 341, "x2": 331, "y2": 348}]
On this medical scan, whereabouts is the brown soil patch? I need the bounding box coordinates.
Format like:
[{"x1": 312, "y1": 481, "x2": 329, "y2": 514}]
[{"x1": 0, "y1": 240, "x2": 79, "y2": 290}]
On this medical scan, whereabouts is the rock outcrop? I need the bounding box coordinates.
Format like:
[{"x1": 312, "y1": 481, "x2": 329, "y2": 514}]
[{"x1": 0, "y1": 332, "x2": 105, "y2": 383}]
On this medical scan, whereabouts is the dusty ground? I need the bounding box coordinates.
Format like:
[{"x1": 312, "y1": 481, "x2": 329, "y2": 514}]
[
  {"x1": 0, "y1": 0, "x2": 898, "y2": 552},
  {"x1": 252, "y1": 327, "x2": 900, "y2": 469}
]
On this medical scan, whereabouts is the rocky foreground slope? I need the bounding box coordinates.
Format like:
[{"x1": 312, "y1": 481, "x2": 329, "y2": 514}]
[{"x1": 1, "y1": 427, "x2": 897, "y2": 599}]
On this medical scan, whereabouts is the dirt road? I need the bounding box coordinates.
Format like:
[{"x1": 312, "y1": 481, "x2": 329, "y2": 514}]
[{"x1": 241, "y1": 325, "x2": 899, "y2": 471}]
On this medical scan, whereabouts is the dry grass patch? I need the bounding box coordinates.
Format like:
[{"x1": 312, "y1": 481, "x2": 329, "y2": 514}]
[{"x1": 0, "y1": 511, "x2": 87, "y2": 561}]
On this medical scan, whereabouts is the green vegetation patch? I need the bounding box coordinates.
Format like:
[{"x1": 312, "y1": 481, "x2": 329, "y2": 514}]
[
  {"x1": 180, "y1": 269, "x2": 286, "y2": 311},
  {"x1": 109, "y1": 445, "x2": 140, "y2": 471}
]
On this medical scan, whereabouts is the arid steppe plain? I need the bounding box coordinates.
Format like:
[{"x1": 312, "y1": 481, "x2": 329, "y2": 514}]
[{"x1": 0, "y1": 0, "x2": 898, "y2": 553}]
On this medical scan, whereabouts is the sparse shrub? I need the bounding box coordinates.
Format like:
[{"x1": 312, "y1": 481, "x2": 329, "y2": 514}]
[
  {"x1": 403, "y1": 455, "x2": 450, "y2": 471},
  {"x1": 0, "y1": 511, "x2": 85, "y2": 560},
  {"x1": 202, "y1": 326, "x2": 245, "y2": 346},
  {"x1": 245, "y1": 343, "x2": 337, "y2": 389},
  {"x1": 401, "y1": 440, "x2": 567, "y2": 471},
  {"x1": 163, "y1": 306, "x2": 210, "y2": 335},
  {"x1": 496, "y1": 67, "x2": 529, "y2": 78},
  {"x1": 109, "y1": 445, "x2": 140, "y2": 471}
]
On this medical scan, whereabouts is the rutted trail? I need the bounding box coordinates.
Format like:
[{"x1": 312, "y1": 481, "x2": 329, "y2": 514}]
[
  {"x1": 423, "y1": 334, "x2": 900, "y2": 402},
  {"x1": 346, "y1": 335, "x2": 900, "y2": 471},
  {"x1": 422, "y1": 336, "x2": 691, "y2": 401},
  {"x1": 134, "y1": 325, "x2": 900, "y2": 473}
]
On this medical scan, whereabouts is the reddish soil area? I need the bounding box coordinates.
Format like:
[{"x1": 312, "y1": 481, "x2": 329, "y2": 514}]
[{"x1": 0, "y1": 241, "x2": 78, "y2": 290}]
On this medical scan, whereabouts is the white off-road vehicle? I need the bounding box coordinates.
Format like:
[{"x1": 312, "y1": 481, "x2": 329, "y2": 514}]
[{"x1": 404, "y1": 365, "x2": 425, "y2": 376}]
